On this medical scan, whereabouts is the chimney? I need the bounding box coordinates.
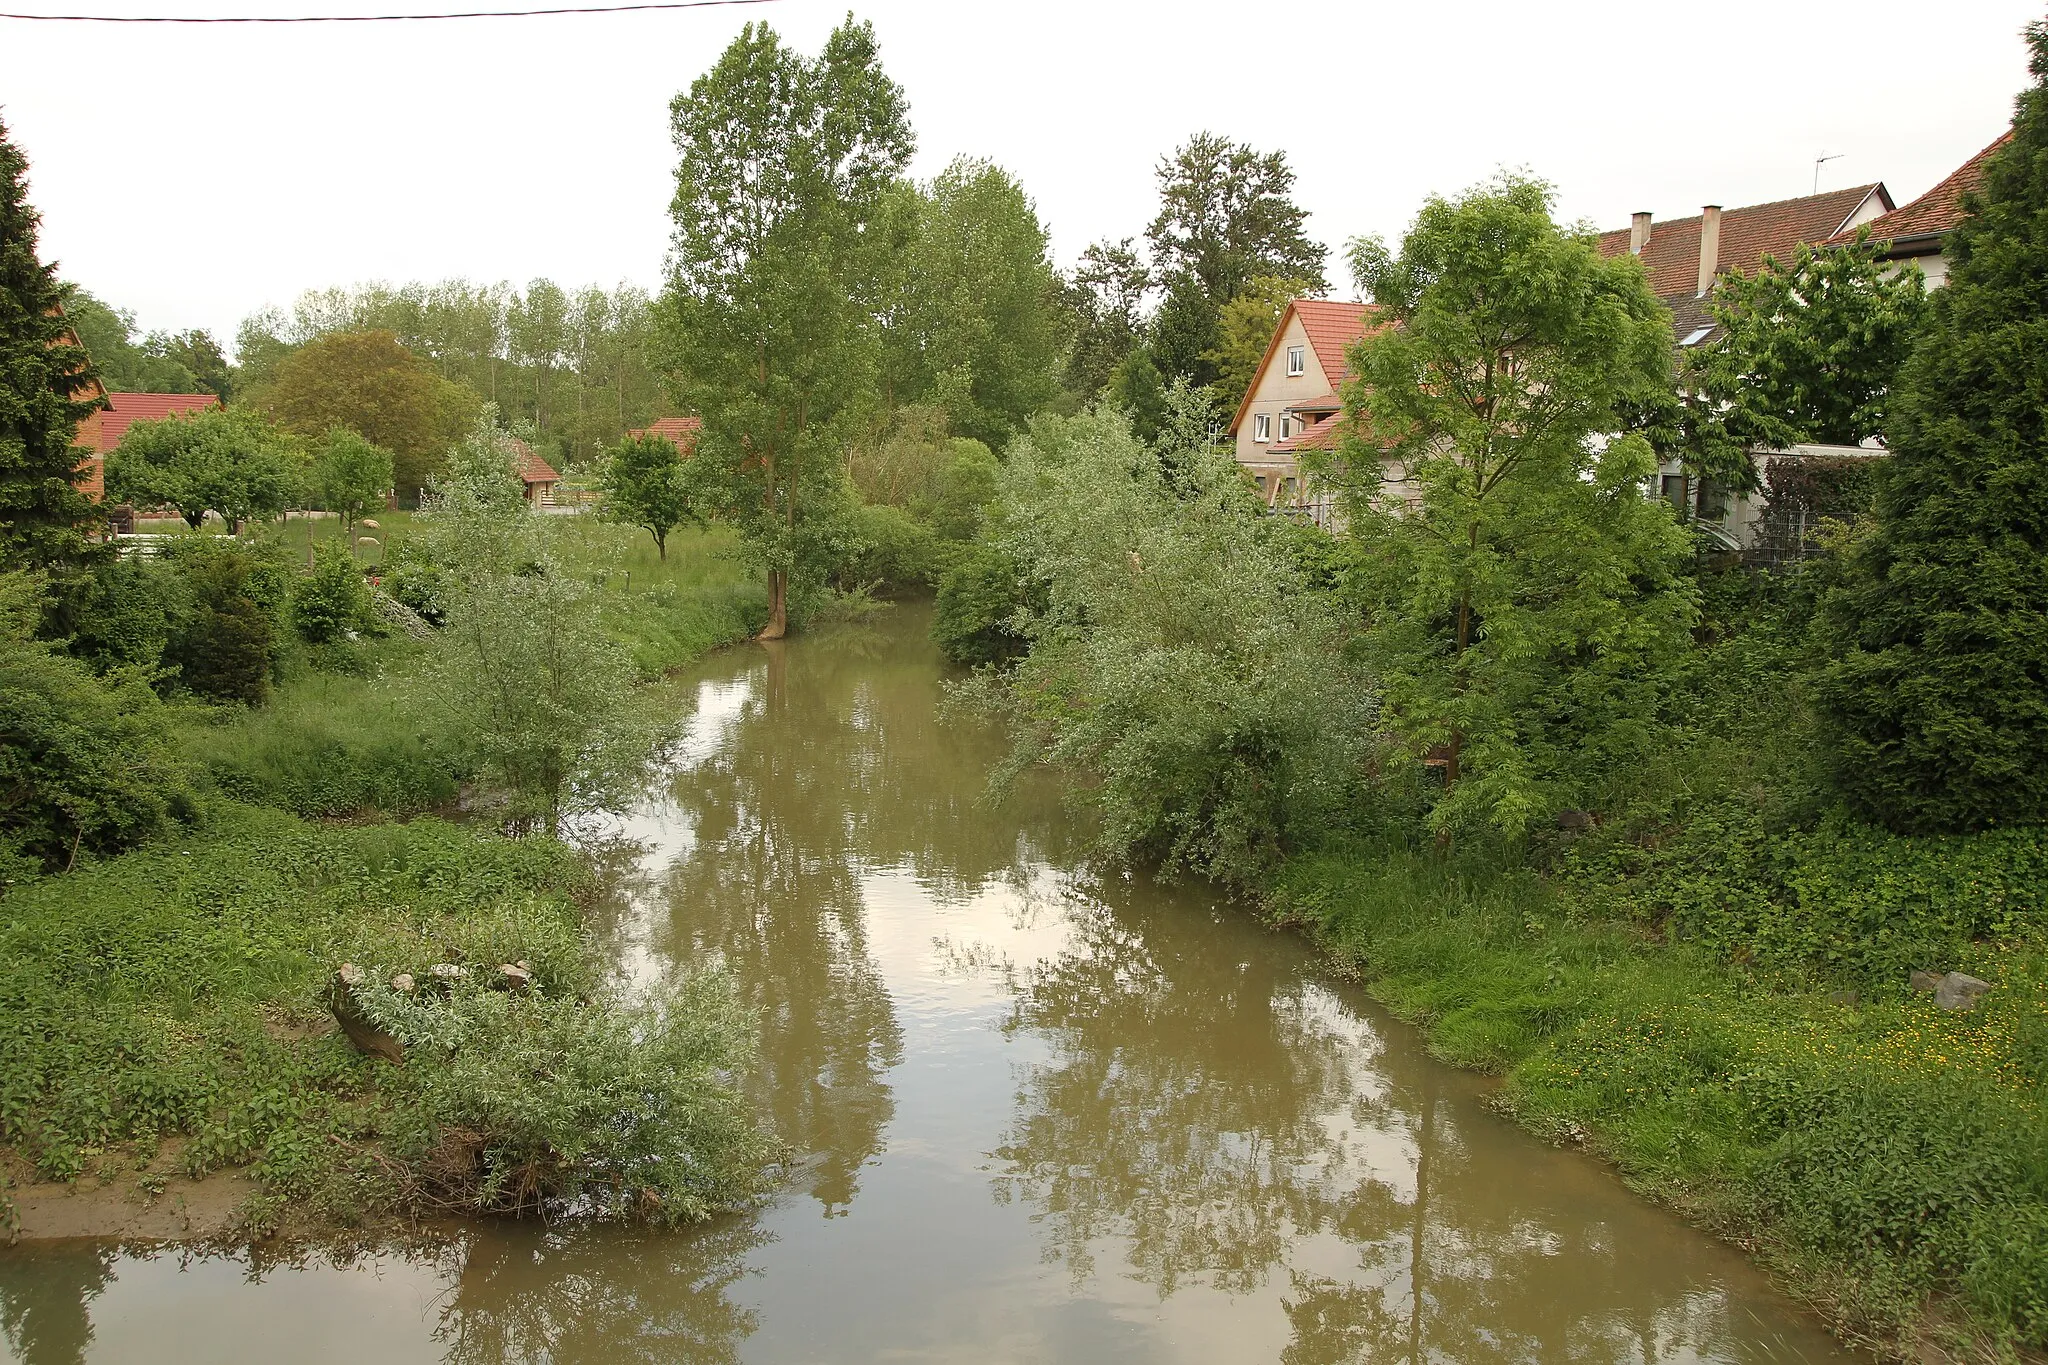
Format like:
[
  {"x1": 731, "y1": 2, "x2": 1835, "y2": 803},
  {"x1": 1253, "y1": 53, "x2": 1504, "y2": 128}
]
[
  {"x1": 1696, "y1": 205, "x2": 1722, "y2": 296},
  {"x1": 1629, "y1": 211, "x2": 1652, "y2": 255}
]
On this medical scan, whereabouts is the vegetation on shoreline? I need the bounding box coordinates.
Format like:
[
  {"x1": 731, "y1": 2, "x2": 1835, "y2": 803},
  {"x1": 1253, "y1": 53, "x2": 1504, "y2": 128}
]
[{"x1": 0, "y1": 804, "x2": 773, "y2": 1232}]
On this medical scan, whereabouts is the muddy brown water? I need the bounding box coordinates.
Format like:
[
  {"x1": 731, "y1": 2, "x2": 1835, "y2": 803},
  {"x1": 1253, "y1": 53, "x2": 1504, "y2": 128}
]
[{"x1": 1, "y1": 603, "x2": 1856, "y2": 1364}]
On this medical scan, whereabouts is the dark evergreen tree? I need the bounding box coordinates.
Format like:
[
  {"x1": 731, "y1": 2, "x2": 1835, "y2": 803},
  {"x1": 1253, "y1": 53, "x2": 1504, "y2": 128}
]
[
  {"x1": 1814, "y1": 21, "x2": 2048, "y2": 832},
  {"x1": 0, "y1": 116, "x2": 103, "y2": 573}
]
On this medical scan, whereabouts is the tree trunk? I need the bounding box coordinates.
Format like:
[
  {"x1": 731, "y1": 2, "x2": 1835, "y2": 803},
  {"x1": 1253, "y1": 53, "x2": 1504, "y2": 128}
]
[
  {"x1": 654, "y1": 529, "x2": 667, "y2": 562},
  {"x1": 760, "y1": 569, "x2": 788, "y2": 640}
]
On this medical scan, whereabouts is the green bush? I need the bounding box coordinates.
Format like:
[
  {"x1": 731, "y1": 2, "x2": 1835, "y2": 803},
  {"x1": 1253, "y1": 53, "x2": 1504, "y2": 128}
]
[
  {"x1": 161, "y1": 540, "x2": 291, "y2": 705},
  {"x1": 292, "y1": 546, "x2": 371, "y2": 643},
  {"x1": 932, "y1": 541, "x2": 1031, "y2": 667},
  {"x1": 843, "y1": 501, "x2": 943, "y2": 593},
  {"x1": 0, "y1": 573, "x2": 195, "y2": 871}
]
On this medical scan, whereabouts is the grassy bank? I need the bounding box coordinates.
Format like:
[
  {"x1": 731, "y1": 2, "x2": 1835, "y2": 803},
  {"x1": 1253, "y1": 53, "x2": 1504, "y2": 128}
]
[
  {"x1": 183, "y1": 518, "x2": 766, "y2": 819},
  {"x1": 0, "y1": 803, "x2": 771, "y2": 1233},
  {"x1": 3, "y1": 514, "x2": 777, "y2": 1236},
  {"x1": 1271, "y1": 823, "x2": 2048, "y2": 1360}
]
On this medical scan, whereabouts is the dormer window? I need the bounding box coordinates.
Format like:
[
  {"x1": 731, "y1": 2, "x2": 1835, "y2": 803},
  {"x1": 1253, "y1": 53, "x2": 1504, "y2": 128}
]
[
  {"x1": 1286, "y1": 345, "x2": 1306, "y2": 377},
  {"x1": 1254, "y1": 413, "x2": 1272, "y2": 442}
]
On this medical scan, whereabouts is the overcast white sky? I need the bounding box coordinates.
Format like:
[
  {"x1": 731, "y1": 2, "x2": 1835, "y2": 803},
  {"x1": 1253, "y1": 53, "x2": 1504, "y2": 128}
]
[{"x1": 1, "y1": 0, "x2": 2038, "y2": 351}]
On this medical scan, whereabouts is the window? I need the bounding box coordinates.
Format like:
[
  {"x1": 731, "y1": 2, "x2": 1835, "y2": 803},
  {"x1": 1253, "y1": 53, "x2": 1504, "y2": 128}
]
[
  {"x1": 1286, "y1": 345, "x2": 1306, "y2": 376},
  {"x1": 1254, "y1": 413, "x2": 1272, "y2": 442},
  {"x1": 1279, "y1": 415, "x2": 1293, "y2": 439},
  {"x1": 1659, "y1": 473, "x2": 1689, "y2": 517},
  {"x1": 1680, "y1": 326, "x2": 1715, "y2": 348}
]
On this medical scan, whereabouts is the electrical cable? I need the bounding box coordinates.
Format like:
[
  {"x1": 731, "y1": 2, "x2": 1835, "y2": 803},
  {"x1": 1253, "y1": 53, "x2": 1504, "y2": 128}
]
[{"x1": 0, "y1": 0, "x2": 772, "y2": 21}]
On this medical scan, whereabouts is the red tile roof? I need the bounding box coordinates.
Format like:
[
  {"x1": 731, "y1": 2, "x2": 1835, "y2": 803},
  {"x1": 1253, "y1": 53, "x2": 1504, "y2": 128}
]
[
  {"x1": 508, "y1": 437, "x2": 558, "y2": 485},
  {"x1": 627, "y1": 415, "x2": 703, "y2": 451},
  {"x1": 75, "y1": 391, "x2": 219, "y2": 455},
  {"x1": 1834, "y1": 133, "x2": 2010, "y2": 250},
  {"x1": 1596, "y1": 184, "x2": 1891, "y2": 299},
  {"x1": 1269, "y1": 410, "x2": 1347, "y2": 454},
  {"x1": 1226, "y1": 299, "x2": 1382, "y2": 436}
]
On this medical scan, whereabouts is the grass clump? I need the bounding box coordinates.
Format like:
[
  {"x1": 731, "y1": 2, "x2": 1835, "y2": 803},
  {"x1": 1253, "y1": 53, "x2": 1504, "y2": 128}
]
[{"x1": 0, "y1": 802, "x2": 772, "y2": 1230}]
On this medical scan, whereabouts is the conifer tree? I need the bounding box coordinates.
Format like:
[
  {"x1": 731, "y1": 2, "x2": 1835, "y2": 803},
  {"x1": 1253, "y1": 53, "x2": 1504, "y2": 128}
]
[
  {"x1": 1814, "y1": 22, "x2": 2048, "y2": 832},
  {"x1": 0, "y1": 116, "x2": 103, "y2": 571}
]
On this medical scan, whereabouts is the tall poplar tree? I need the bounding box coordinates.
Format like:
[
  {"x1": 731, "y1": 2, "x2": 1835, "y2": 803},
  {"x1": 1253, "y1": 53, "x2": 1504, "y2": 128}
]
[
  {"x1": 0, "y1": 117, "x2": 103, "y2": 573},
  {"x1": 658, "y1": 18, "x2": 913, "y2": 638},
  {"x1": 1814, "y1": 22, "x2": 2048, "y2": 833}
]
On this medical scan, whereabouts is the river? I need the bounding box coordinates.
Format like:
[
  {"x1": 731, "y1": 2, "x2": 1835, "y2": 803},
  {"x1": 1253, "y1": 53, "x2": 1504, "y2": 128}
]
[{"x1": 0, "y1": 603, "x2": 1854, "y2": 1364}]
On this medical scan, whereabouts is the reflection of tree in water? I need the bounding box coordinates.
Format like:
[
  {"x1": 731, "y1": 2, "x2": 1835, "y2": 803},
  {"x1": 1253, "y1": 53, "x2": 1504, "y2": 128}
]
[
  {"x1": 433, "y1": 1221, "x2": 764, "y2": 1365},
  {"x1": 0, "y1": 1244, "x2": 114, "y2": 1365},
  {"x1": 991, "y1": 891, "x2": 1369, "y2": 1295},
  {"x1": 996, "y1": 888, "x2": 1808, "y2": 1365},
  {"x1": 651, "y1": 616, "x2": 1071, "y2": 1214}
]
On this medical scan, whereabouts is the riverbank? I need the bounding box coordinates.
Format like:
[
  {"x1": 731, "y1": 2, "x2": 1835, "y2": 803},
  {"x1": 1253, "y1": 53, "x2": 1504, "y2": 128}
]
[
  {"x1": 1268, "y1": 826, "x2": 2048, "y2": 1362},
  {"x1": 3, "y1": 519, "x2": 778, "y2": 1240}
]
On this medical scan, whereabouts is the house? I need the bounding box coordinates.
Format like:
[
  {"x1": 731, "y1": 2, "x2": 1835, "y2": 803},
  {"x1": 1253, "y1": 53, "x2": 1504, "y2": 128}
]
[
  {"x1": 1594, "y1": 186, "x2": 1899, "y2": 550},
  {"x1": 625, "y1": 415, "x2": 703, "y2": 452},
  {"x1": 1828, "y1": 132, "x2": 2010, "y2": 288},
  {"x1": 1225, "y1": 299, "x2": 1380, "y2": 522},
  {"x1": 509, "y1": 437, "x2": 560, "y2": 506},
  {"x1": 1594, "y1": 183, "x2": 1894, "y2": 347},
  {"x1": 72, "y1": 391, "x2": 221, "y2": 504}
]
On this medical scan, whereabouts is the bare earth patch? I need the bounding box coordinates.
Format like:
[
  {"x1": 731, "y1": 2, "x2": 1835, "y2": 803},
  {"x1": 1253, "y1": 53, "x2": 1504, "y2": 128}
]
[{"x1": 4, "y1": 1147, "x2": 256, "y2": 1243}]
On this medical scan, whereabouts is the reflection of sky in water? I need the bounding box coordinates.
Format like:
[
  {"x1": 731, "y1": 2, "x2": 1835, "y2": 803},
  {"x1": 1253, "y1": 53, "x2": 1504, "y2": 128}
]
[{"x1": 0, "y1": 611, "x2": 1859, "y2": 1365}]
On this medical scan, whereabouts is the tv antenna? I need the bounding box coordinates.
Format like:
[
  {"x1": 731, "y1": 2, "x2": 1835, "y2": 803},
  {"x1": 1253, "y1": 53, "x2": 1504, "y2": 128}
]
[{"x1": 1813, "y1": 151, "x2": 1845, "y2": 193}]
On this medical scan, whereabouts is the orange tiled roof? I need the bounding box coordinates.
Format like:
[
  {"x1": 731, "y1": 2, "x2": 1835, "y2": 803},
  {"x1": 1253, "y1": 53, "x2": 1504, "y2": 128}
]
[
  {"x1": 75, "y1": 391, "x2": 219, "y2": 455},
  {"x1": 1834, "y1": 133, "x2": 2011, "y2": 250},
  {"x1": 1595, "y1": 184, "x2": 1890, "y2": 299},
  {"x1": 1226, "y1": 299, "x2": 1382, "y2": 437},
  {"x1": 1269, "y1": 411, "x2": 1347, "y2": 454},
  {"x1": 508, "y1": 437, "x2": 558, "y2": 485},
  {"x1": 627, "y1": 415, "x2": 703, "y2": 451}
]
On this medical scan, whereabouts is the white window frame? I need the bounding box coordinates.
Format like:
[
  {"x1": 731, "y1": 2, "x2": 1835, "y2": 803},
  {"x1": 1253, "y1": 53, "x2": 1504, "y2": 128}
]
[
  {"x1": 1286, "y1": 345, "x2": 1306, "y2": 377},
  {"x1": 1254, "y1": 413, "x2": 1272, "y2": 442}
]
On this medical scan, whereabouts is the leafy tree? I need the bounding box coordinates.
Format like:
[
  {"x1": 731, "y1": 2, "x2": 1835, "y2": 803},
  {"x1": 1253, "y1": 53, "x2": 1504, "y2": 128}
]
[
  {"x1": 0, "y1": 572, "x2": 191, "y2": 871},
  {"x1": 257, "y1": 329, "x2": 479, "y2": 498},
  {"x1": 105, "y1": 404, "x2": 303, "y2": 531},
  {"x1": 508, "y1": 278, "x2": 569, "y2": 437},
  {"x1": 1105, "y1": 345, "x2": 1170, "y2": 445},
  {"x1": 58, "y1": 288, "x2": 228, "y2": 398},
  {"x1": 933, "y1": 541, "x2": 1031, "y2": 667},
  {"x1": 657, "y1": 18, "x2": 913, "y2": 638},
  {"x1": 1813, "y1": 23, "x2": 2048, "y2": 833},
  {"x1": 1146, "y1": 133, "x2": 1327, "y2": 386},
  {"x1": 0, "y1": 117, "x2": 104, "y2": 574},
  {"x1": 880, "y1": 157, "x2": 1065, "y2": 446},
  {"x1": 1698, "y1": 229, "x2": 1928, "y2": 451},
  {"x1": 312, "y1": 427, "x2": 394, "y2": 545},
  {"x1": 598, "y1": 432, "x2": 696, "y2": 560},
  {"x1": 1058, "y1": 237, "x2": 1149, "y2": 404},
  {"x1": 1333, "y1": 175, "x2": 1695, "y2": 835},
  {"x1": 1206, "y1": 273, "x2": 1318, "y2": 414},
  {"x1": 422, "y1": 416, "x2": 645, "y2": 835}
]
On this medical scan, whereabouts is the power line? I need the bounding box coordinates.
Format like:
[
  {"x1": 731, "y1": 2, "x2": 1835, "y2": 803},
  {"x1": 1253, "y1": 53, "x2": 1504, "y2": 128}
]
[{"x1": 0, "y1": 0, "x2": 772, "y2": 21}]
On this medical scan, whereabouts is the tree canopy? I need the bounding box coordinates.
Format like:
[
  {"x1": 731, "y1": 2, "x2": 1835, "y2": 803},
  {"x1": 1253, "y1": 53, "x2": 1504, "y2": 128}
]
[
  {"x1": 106, "y1": 405, "x2": 303, "y2": 531},
  {"x1": 1698, "y1": 229, "x2": 1928, "y2": 451},
  {"x1": 1333, "y1": 175, "x2": 1695, "y2": 835},
  {"x1": 879, "y1": 157, "x2": 1065, "y2": 447},
  {"x1": 0, "y1": 116, "x2": 104, "y2": 575},
  {"x1": 1813, "y1": 21, "x2": 2048, "y2": 834},
  {"x1": 657, "y1": 17, "x2": 914, "y2": 638},
  {"x1": 60, "y1": 287, "x2": 229, "y2": 401},
  {"x1": 598, "y1": 432, "x2": 696, "y2": 560},
  {"x1": 311, "y1": 427, "x2": 395, "y2": 541},
  {"x1": 256, "y1": 329, "x2": 478, "y2": 499},
  {"x1": 1146, "y1": 133, "x2": 1327, "y2": 387}
]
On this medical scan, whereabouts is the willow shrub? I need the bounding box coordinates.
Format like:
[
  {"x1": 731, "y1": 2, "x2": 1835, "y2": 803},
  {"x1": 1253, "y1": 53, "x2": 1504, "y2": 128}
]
[{"x1": 977, "y1": 402, "x2": 1378, "y2": 884}]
